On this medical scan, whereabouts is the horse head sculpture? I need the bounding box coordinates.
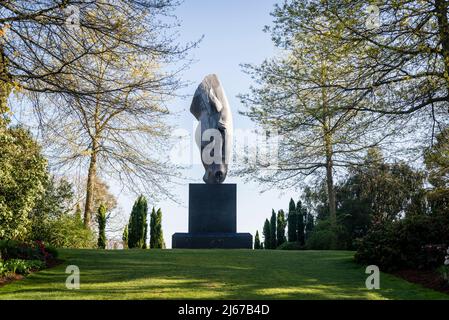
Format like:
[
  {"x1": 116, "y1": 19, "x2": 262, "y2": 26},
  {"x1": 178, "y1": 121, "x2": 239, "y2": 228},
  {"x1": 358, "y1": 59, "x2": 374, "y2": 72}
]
[{"x1": 190, "y1": 74, "x2": 233, "y2": 184}]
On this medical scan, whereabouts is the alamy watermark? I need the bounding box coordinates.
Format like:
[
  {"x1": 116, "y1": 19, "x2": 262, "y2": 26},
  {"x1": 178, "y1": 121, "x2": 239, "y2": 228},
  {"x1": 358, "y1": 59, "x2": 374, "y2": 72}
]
[
  {"x1": 65, "y1": 265, "x2": 80, "y2": 290},
  {"x1": 64, "y1": 5, "x2": 80, "y2": 33},
  {"x1": 365, "y1": 5, "x2": 381, "y2": 31},
  {"x1": 365, "y1": 265, "x2": 380, "y2": 290},
  {"x1": 169, "y1": 123, "x2": 280, "y2": 168}
]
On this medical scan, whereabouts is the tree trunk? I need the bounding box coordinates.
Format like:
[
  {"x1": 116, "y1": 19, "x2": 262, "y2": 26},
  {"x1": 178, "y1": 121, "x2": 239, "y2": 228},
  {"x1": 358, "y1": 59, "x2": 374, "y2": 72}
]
[
  {"x1": 324, "y1": 133, "x2": 337, "y2": 249},
  {"x1": 84, "y1": 96, "x2": 101, "y2": 228},
  {"x1": 320, "y1": 59, "x2": 338, "y2": 248},
  {"x1": 0, "y1": 44, "x2": 11, "y2": 120},
  {"x1": 325, "y1": 148, "x2": 337, "y2": 226},
  {"x1": 84, "y1": 140, "x2": 98, "y2": 228},
  {"x1": 320, "y1": 63, "x2": 337, "y2": 229},
  {"x1": 435, "y1": 0, "x2": 449, "y2": 96}
]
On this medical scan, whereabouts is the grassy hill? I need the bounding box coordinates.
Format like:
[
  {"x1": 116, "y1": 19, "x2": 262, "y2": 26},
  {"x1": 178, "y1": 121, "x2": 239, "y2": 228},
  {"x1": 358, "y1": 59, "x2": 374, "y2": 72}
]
[{"x1": 0, "y1": 249, "x2": 448, "y2": 300}]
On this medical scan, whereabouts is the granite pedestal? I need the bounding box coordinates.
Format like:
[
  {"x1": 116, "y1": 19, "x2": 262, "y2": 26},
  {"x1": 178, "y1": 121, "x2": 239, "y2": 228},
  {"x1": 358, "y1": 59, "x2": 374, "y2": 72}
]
[{"x1": 172, "y1": 184, "x2": 252, "y2": 249}]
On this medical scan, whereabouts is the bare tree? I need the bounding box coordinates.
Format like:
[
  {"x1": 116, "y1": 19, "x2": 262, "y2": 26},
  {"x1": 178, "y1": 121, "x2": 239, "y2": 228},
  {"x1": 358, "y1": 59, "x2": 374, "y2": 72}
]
[
  {"x1": 275, "y1": 0, "x2": 449, "y2": 144},
  {"x1": 0, "y1": 1, "x2": 193, "y2": 102},
  {"x1": 239, "y1": 10, "x2": 398, "y2": 233},
  {"x1": 30, "y1": 37, "x2": 186, "y2": 227},
  {"x1": 3, "y1": 1, "x2": 198, "y2": 227}
]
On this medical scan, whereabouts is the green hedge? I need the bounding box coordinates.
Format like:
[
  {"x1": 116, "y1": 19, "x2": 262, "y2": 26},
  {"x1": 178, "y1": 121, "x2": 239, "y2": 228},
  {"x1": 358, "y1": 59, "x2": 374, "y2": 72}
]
[
  {"x1": 277, "y1": 241, "x2": 304, "y2": 250},
  {"x1": 355, "y1": 214, "x2": 449, "y2": 271}
]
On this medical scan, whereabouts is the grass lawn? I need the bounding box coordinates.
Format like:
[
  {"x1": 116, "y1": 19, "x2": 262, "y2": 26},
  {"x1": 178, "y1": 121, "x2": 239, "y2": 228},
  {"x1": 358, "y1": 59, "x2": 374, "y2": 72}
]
[{"x1": 0, "y1": 249, "x2": 448, "y2": 300}]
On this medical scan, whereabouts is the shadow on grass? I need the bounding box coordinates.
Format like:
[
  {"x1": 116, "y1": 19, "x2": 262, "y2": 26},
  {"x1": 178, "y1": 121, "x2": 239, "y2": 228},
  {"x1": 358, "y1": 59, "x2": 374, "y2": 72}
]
[{"x1": 1, "y1": 249, "x2": 448, "y2": 300}]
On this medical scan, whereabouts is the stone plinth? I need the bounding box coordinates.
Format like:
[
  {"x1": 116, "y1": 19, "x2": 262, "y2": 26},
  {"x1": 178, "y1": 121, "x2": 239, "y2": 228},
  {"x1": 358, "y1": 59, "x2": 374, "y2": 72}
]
[{"x1": 172, "y1": 184, "x2": 252, "y2": 249}]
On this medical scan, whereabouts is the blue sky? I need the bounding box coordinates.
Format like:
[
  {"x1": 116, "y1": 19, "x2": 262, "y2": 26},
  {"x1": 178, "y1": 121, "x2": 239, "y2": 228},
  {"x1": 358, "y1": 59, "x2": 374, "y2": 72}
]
[{"x1": 117, "y1": 0, "x2": 296, "y2": 247}]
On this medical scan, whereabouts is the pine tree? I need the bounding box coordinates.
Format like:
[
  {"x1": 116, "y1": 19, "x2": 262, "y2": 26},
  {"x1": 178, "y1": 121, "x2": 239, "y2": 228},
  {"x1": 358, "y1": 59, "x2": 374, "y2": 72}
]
[
  {"x1": 155, "y1": 208, "x2": 165, "y2": 249},
  {"x1": 148, "y1": 207, "x2": 165, "y2": 249},
  {"x1": 270, "y1": 209, "x2": 277, "y2": 249},
  {"x1": 297, "y1": 200, "x2": 305, "y2": 246},
  {"x1": 142, "y1": 209, "x2": 148, "y2": 249},
  {"x1": 149, "y1": 207, "x2": 157, "y2": 248},
  {"x1": 254, "y1": 230, "x2": 261, "y2": 249},
  {"x1": 276, "y1": 210, "x2": 287, "y2": 246},
  {"x1": 262, "y1": 219, "x2": 271, "y2": 250},
  {"x1": 287, "y1": 198, "x2": 297, "y2": 242},
  {"x1": 122, "y1": 224, "x2": 129, "y2": 249},
  {"x1": 128, "y1": 195, "x2": 148, "y2": 248},
  {"x1": 96, "y1": 204, "x2": 107, "y2": 249},
  {"x1": 128, "y1": 199, "x2": 138, "y2": 248},
  {"x1": 142, "y1": 199, "x2": 148, "y2": 248}
]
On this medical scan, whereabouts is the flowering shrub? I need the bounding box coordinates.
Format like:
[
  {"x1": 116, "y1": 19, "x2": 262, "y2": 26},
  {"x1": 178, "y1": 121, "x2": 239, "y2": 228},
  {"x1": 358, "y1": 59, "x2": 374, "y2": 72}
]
[
  {"x1": 0, "y1": 240, "x2": 56, "y2": 278},
  {"x1": 35, "y1": 241, "x2": 49, "y2": 261},
  {"x1": 0, "y1": 240, "x2": 58, "y2": 264}
]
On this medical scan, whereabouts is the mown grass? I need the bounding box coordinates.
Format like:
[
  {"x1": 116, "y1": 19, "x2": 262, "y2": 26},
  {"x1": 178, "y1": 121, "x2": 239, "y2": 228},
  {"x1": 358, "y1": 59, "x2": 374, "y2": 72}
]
[{"x1": 0, "y1": 249, "x2": 448, "y2": 300}]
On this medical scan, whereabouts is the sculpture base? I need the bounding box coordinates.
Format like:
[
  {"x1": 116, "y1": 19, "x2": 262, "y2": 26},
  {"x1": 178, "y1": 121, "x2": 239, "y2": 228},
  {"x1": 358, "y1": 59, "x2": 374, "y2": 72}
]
[
  {"x1": 189, "y1": 184, "x2": 236, "y2": 233},
  {"x1": 172, "y1": 184, "x2": 252, "y2": 249},
  {"x1": 172, "y1": 232, "x2": 252, "y2": 249}
]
